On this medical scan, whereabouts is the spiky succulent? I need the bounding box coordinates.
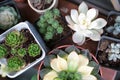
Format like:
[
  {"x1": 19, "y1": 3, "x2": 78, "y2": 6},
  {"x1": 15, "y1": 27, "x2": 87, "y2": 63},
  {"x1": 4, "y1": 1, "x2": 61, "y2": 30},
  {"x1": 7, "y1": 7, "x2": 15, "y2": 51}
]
[
  {"x1": 7, "y1": 56, "x2": 25, "y2": 71},
  {"x1": 5, "y1": 30, "x2": 25, "y2": 48},
  {"x1": 37, "y1": 8, "x2": 63, "y2": 41},
  {"x1": 0, "y1": 6, "x2": 19, "y2": 30},
  {"x1": 0, "y1": 44, "x2": 7, "y2": 58},
  {"x1": 17, "y1": 48, "x2": 26, "y2": 57},
  {"x1": 28, "y1": 43, "x2": 41, "y2": 57}
]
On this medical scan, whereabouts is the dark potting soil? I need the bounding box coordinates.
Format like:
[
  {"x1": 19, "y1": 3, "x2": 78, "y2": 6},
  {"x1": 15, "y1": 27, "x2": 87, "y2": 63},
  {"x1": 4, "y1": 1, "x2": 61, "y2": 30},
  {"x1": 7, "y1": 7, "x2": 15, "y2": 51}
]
[{"x1": 0, "y1": 29, "x2": 42, "y2": 64}]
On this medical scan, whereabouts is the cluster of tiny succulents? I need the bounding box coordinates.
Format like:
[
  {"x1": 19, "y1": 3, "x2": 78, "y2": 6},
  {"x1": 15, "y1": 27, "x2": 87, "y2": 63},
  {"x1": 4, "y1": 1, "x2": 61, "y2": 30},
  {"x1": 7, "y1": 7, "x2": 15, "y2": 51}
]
[
  {"x1": 37, "y1": 8, "x2": 63, "y2": 41},
  {"x1": 40, "y1": 46, "x2": 100, "y2": 80},
  {"x1": 0, "y1": 30, "x2": 41, "y2": 77},
  {"x1": 65, "y1": 1, "x2": 107, "y2": 45},
  {"x1": 0, "y1": 6, "x2": 18, "y2": 30},
  {"x1": 106, "y1": 16, "x2": 120, "y2": 36},
  {"x1": 106, "y1": 43, "x2": 120, "y2": 62}
]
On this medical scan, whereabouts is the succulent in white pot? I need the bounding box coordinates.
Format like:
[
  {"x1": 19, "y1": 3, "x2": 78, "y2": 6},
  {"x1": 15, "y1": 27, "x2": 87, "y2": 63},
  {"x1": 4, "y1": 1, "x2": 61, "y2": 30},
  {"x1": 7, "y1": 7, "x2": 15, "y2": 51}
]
[
  {"x1": 28, "y1": 0, "x2": 58, "y2": 14},
  {"x1": 65, "y1": 2, "x2": 107, "y2": 45}
]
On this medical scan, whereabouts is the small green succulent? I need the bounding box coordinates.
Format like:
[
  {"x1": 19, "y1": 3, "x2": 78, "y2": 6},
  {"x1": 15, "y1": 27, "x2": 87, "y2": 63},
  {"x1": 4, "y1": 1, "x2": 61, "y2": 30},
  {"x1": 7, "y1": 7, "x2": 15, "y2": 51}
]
[
  {"x1": 17, "y1": 48, "x2": 26, "y2": 57},
  {"x1": 5, "y1": 30, "x2": 25, "y2": 48},
  {"x1": 0, "y1": 44, "x2": 7, "y2": 58},
  {"x1": 28, "y1": 43, "x2": 41, "y2": 57},
  {"x1": 11, "y1": 48, "x2": 17, "y2": 55},
  {"x1": 7, "y1": 56, "x2": 25, "y2": 71},
  {"x1": 37, "y1": 8, "x2": 63, "y2": 41}
]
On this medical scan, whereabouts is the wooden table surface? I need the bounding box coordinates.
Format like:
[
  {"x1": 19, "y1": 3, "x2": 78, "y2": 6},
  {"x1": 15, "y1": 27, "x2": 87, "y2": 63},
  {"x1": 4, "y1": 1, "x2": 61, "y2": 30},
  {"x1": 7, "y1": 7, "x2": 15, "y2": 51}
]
[{"x1": 0, "y1": 0, "x2": 117, "y2": 80}]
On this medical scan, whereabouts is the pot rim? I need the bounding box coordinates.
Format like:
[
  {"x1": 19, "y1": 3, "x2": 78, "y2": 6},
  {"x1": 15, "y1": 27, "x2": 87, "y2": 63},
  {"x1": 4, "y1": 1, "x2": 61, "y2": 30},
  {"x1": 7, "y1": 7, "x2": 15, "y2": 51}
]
[
  {"x1": 37, "y1": 45, "x2": 103, "y2": 80},
  {"x1": 27, "y1": 0, "x2": 58, "y2": 14}
]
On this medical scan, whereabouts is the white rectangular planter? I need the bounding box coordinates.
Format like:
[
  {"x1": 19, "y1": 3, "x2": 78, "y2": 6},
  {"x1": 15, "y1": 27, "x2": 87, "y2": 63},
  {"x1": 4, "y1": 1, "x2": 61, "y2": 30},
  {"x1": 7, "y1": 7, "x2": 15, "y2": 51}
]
[{"x1": 0, "y1": 21, "x2": 47, "y2": 78}]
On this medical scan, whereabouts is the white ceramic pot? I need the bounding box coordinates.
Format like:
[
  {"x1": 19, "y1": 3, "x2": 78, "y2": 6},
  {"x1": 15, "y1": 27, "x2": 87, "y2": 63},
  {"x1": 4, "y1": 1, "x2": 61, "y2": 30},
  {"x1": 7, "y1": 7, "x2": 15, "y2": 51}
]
[{"x1": 27, "y1": 0, "x2": 58, "y2": 14}]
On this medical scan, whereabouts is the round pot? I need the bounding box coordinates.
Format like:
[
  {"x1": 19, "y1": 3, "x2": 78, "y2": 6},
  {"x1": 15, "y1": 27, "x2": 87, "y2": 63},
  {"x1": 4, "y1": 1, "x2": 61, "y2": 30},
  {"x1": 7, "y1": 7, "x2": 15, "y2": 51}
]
[
  {"x1": 37, "y1": 45, "x2": 103, "y2": 80},
  {"x1": 27, "y1": 0, "x2": 58, "y2": 14}
]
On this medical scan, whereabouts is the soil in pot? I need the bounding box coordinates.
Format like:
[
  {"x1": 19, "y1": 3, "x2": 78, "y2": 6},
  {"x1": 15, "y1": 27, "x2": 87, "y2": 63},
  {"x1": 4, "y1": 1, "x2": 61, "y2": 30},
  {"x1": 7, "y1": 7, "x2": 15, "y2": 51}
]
[
  {"x1": 30, "y1": 0, "x2": 53, "y2": 10},
  {"x1": 36, "y1": 8, "x2": 72, "y2": 48},
  {"x1": 97, "y1": 36, "x2": 120, "y2": 70},
  {"x1": 0, "y1": 29, "x2": 41, "y2": 69}
]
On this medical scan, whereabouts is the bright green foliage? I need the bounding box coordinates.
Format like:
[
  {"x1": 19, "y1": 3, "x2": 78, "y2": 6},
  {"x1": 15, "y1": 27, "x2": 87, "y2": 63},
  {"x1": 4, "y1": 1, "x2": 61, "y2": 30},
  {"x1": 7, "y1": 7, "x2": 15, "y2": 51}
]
[
  {"x1": 17, "y1": 48, "x2": 26, "y2": 57},
  {"x1": 0, "y1": 44, "x2": 7, "y2": 58},
  {"x1": 5, "y1": 30, "x2": 25, "y2": 48},
  {"x1": 8, "y1": 57, "x2": 25, "y2": 71},
  {"x1": 11, "y1": 48, "x2": 17, "y2": 55},
  {"x1": 28, "y1": 43, "x2": 41, "y2": 57},
  {"x1": 37, "y1": 8, "x2": 63, "y2": 41},
  {"x1": 0, "y1": 6, "x2": 19, "y2": 30}
]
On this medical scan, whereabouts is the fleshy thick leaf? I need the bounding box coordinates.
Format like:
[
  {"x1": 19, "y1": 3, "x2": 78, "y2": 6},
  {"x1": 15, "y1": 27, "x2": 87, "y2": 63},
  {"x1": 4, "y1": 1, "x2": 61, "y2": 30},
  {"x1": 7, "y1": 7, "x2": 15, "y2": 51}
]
[
  {"x1": 40, "y1": 68, "x2": 52, "y2": 79},
  {"x1": 44, "y1": 55, "x2": 56, "y2": 67},
  {"x1": 87, "y1": 8, "x2": 98, "y2": 21},
  {"x1": 79, "y1": 54, "x2": 89, "y2": 66},
  {"x1": 88, "y1": 61, "x2": 99, "y2": 75},
  {"x1": 78, "y1": 1, "x2": 88, "y2": 14},
  {"x1": 72, "y1": 32, "x2": 85, "y2": 45},
  {"x1": 89, "y1": 18, "x2": 107, "y2": 29},
  {"x1": 78, "y1": 66, "x2": 94, "y2": 76},
  {"x1": 67, "y1": 51, "x2": 80, "y2": 72},
  {"x1": 65, "y1": 15, "x2": 74, "y2": 25},
  {"x1": 88, "y1": 30, "x2": 101, "y2": 41},
  {"x1": 43, "y1": 70, "x2": 58, "y2": 80},
  {"x1": 82, "y1": 75, "x2": 97, "y2": 80},
  {"x1": 65, "y1": 45, "x2": 81, "y2": 53},
  {"x1": 70, "y1": 9, "x2": 79, "y2": 24},
  {"x1": 50, "y1": 56, "x2": 67, "y2": 72}
]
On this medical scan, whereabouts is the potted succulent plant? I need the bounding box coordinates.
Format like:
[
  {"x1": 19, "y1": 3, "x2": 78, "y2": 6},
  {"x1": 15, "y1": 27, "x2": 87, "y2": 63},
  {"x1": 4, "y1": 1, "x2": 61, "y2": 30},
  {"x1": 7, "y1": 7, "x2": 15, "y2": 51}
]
[
  {"x1": 38, "y1": 45, "x2": 103, "y2": 80},
  {"x1": 0, "y1": 0, "x2": 21, "y2": 30},
  {"x1": 96, "y1": 36, "x2": 120, "y2": 71},
  {"x1": 0, "y1": 21, "x2": 46, "y2": 78},
  {"x1": 36, "y1": 8, "x2": 71, "y2": 47},
  {"x1": 27, "y1": 0, "x2": 58, "y2": 14},
  {"x1": 105, "y1": 14, "x2": 120, "y2": 39},
  {"x1": 65, "y1": 1, "x2": 107, "y2": 45}
]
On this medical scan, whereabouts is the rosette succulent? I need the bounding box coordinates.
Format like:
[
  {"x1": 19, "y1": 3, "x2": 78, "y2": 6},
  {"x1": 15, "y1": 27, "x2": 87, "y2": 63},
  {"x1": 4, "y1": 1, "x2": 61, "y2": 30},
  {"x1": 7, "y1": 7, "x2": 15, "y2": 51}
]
[
  {"x1": 0, "y1": 45, "x2": 7, "y2": 58},
  {"x1": 40, "y1": 46, "x2": 100, "y2": 80},
  {"x1": 17, "y1": 48, "x2": 27, "y2": 57},
  {"x1": 37, "y1": 8, "x2": 63, "y2": 41},
  {"x1": 106, "y1": 16, "x2": 120, "y2": 36},
  {"x1": 5, "y1": 30, "x2": 25, "y2": 48},
  {"x1": 65, "y1": 2, "x2": 107, "y2": 45},
  {"x1": 7, "y1": 56, "x2": 25, "y2": 71},
  {"x1": 28, "y1": 43, "x2": 41, "y2": 57},
  {"x1": 0, "y1": 6, "x2": 19, "y2": 30},
  {"x1": 107, "y1": 43, "x2": 120, "y2": 62}
]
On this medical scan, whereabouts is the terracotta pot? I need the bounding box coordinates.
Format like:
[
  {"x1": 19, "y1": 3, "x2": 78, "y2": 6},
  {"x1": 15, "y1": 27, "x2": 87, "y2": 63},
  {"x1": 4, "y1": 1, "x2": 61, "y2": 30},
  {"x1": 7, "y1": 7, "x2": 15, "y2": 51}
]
[{"x1": 37, "y1": 45, "x2": 103, "y2": 80}]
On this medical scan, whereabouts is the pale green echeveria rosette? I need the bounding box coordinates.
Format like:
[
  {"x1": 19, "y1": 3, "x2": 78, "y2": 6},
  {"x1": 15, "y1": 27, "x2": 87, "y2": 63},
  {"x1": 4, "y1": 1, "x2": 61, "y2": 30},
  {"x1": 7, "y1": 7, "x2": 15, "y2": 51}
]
[
  {"x1": 65, "y1": 2, "x2": 107, "y2": 45},
  {"x1": 43, "y1": 51, "x2": 97, "y2": 80}
]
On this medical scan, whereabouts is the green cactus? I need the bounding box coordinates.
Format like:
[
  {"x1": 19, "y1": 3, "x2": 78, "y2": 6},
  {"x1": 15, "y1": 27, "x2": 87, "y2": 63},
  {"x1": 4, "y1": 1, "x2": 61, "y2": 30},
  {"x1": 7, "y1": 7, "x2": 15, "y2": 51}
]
[
  {"x1": 0, "y1": 6, "x2": 19, "y2": 30},
  {"x1": 17, "y1": 48, "x2": 26, "y2": 57},
  {"x1": 5, "y1": 30, "x2": 25, "y2": 48},
  {"x1": 0, "y1": 44, "x2": 7, "y2": 58},
  {"x1": 7, "y1": 56, "x2": 25, "y2": 71},
  {"x1": 28, "y1": 43, "x2": 41, "y2": 57}
]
